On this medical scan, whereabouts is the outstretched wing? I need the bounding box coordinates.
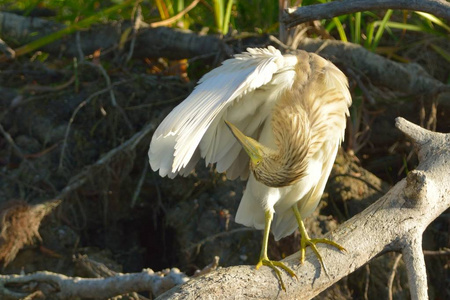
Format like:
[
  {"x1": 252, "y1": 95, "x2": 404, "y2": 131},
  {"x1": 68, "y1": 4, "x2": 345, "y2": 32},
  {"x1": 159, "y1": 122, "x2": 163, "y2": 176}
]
[{"x1": 149, "y1": 46, "x2": 297, "y2": 178}]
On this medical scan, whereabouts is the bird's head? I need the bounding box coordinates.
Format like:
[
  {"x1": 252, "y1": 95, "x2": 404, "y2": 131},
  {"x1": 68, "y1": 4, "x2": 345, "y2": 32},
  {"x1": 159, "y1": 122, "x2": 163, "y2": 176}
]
[
  {"x1": 224, "y1": 119, "x2": 304, "y2": 188},
  {"x1": 224, "y1": 120, "x2": 265, "y2": 170}
]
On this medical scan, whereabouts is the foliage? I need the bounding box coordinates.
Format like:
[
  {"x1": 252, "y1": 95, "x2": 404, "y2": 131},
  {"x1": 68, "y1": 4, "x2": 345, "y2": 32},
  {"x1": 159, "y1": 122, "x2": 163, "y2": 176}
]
[{"x1": 302, "y1": 1, "x2": 449, "y2": 59}]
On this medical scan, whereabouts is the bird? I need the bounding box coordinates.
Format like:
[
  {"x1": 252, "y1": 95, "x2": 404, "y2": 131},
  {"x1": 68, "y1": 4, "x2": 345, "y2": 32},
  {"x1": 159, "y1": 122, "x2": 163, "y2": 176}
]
[{"x1": 149, "y1": 46, "x2": 351, "y2": 290}]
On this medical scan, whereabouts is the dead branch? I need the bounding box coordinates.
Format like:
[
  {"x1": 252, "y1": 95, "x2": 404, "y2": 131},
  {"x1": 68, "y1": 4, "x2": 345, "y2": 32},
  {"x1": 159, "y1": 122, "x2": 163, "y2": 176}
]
[
  {"x1": 0, "y1": 12, "x2": 224, "y2": 60},
  {"x1": 1, "y1": 12, "x2": 446, "y2": 101},
  {"x1": 0, "y1": 255, "x2": 226, "y2": 299},
  {"x1": 155, "y1": 118, "x2": 449, "y2": 299},
  {"x1": 149, "y1": 0, "x2": 201, "y2": 28},
  {"x1": 0, "y1": 268, "x2": 188, "y2": 299},
  {"x1": 283, "y1": 0, "x2": 450, "y2": 28}
]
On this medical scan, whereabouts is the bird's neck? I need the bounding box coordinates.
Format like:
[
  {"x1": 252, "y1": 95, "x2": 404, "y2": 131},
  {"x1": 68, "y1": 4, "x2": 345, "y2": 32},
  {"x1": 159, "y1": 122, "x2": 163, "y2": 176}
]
[
  {"x1": 253, "y1": 105, "x2": 311, "y2": 188},
  {"x1": 253, "y1": 152, "x2": 307, "y2": 188}
]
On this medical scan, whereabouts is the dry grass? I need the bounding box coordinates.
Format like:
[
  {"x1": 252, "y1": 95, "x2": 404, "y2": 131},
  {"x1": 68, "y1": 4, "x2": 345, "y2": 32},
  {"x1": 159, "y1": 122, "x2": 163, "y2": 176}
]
[{"x1": 0, "y1": 199, "x2": 60, "y2": 266}]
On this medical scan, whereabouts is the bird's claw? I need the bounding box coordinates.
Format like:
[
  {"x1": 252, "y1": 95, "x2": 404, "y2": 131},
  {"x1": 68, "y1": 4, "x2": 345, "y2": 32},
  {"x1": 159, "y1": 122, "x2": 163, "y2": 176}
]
[
  {"x1": 256, "y1": 257, "x2": 297, "y2": 291},
  {"x1": 300, "y1": 237, "x2": 346, "y2": 276}
]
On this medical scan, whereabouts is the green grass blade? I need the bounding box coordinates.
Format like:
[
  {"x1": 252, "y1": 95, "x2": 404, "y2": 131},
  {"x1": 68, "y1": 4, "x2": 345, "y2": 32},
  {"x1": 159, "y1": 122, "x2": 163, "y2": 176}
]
[
  {"x1": 354, "y1": 12, "x2": 361, "y2": 44},
  {"x1": 430, "y1": 44, "x2": 450, "y2": 63},
  {"x1": 364, "y1": 22, "x2": 375, "y2": 48},
  {"x1": 332, "y1": 17, "x2": 348, "y2": 42},
  {"x1": 15, "y1": 0, "x2": 134, "y2": 57},
  {"x1": 213, "y1": 0, "x2": 224, "y2": 33},
  {"x1": 155, "y1": 0, "x2": 169, "y2": 19},
  {"x1": 372, "y1": 9, "x2": 393, "y2": 50},
  {"x1": 222, "y1": 0, "x2": 234, "y2": 34},
  {"x1": 177, "y1": 0, "x2": 186, "y2": 13},
  {"x1": 415, "y1": 11, "x2": 450, "y2": 33},
  {"x1": 383, "y1": 21, "x2": 425, "y2": 32}
]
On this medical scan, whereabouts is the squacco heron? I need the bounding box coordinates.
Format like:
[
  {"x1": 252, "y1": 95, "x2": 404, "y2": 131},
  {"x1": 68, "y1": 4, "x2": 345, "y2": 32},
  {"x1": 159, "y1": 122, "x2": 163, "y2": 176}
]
[{"x1": 149, "y1": 46, "x2": 351, "y2": 290}]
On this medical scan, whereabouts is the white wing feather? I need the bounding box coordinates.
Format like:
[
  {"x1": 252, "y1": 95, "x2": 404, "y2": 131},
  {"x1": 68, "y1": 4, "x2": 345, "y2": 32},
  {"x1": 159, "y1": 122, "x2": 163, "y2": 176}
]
[{"x1": 149, "y1": 46, "x2": 297, "y2": 178}]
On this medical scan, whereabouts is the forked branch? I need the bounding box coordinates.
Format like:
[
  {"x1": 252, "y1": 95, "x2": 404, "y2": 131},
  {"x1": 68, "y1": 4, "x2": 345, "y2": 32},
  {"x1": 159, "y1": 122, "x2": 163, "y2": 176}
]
[{"x1": 156, "y1": 118, "x2": 449, "y2": 299}]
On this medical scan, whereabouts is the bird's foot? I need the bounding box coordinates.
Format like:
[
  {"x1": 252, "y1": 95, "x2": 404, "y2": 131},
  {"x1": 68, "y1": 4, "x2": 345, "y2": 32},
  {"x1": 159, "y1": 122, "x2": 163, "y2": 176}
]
[
  {"x1": 300, "y1": 237, "x2": 346, "y2": 275},
  {"x1": 256, "y1": 257, "x2": 297, "y2": 291}
]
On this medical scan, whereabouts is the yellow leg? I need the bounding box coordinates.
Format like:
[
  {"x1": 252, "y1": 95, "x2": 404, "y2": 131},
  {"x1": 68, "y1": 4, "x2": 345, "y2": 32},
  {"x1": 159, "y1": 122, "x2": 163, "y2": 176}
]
[
  {"x1": 292, "y1": 205, "x2": 346, "y2": 275},
  {"x1": 256, "y1": 210, "x2": 297, "y2": 291}
]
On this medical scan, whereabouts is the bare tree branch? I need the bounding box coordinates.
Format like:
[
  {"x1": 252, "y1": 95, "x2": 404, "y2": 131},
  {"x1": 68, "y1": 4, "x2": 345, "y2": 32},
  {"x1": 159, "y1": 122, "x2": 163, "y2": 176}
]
[
  {"x1": 0, "y1": 12, "x2": 224, "y2": 60},
  {"x1": 0, "y1": 269, "x2": 188, "y2": 299},
  {"x1": 283, "y1": 0, "x2": 450, "y2": 28},
  {"x1": 402, "y1": 235, "x2": 427, "y2": 300},
  {"x1": 1, "y1": 12, "x2": 446, "y2": 100},
  {"x1": 154, "y1": 118, "x2": 449, "y2": 299}
]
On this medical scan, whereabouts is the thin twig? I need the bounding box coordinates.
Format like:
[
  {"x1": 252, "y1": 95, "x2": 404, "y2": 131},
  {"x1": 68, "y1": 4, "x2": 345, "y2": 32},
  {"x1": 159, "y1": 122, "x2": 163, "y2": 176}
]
[
  {"x1": 57, "y1": 121, "x2": 155, "y2": 201},
  {"x1": 81, "y1": 61, "x2": 134, "y2": 130},
  {"x1": 149, "y1": 0, "x2": 201, "y2": 28},
  {"x1": 329, "y1": 174, "x2": 385, "y2": 194},
  {"x1": 58, "y1": 80, "x2": 130, "y2": 171},
  {"x1": 193, "y1": 256, "x2": 220, "y2": 277},
  {"x1": 0, "y1": 123, "x2": 39, "y2": 174},
  {"x1": 0, "y1": 37, "x2": 15, "y2": 58},
  {"x1": 344, "y1": 67, "x2": 376, "y2": 105},
  {"x1": 188, "y1": 227, "x2": 255, "y2": 252},
  {"x1": 131, "y1": 162, "x2": 148, "y2": 208},
  {"x1": 423, "y1": 249, "x2": 450, "y2": 256},
  {"x1": 388, "y1": 253, "x2": 403, "y2": 300},
  {"x1": 75, "y1": 31, "x2": 84, "y2": 61},
  {"x1": 126, "y1": 4, "x2": 143, "y2": 63},
  {"x1": 23, "y1": 75, "x2": 75, "y2": 93},
  {"x1": 0, "y1": 172, "x2": 48, "y2": 194},
  {"x1": 364, "y1": 264, "x2": 370, "y2": 300},
  {"x1": 0, "y1": 123, "x2": 27, "y2": 161},
  {"x1": 80, "y1": 61, "x2": 117, "y2": 106},
  {"x1": 125, "y1": 95, "x2": 186, "y2": 110}
]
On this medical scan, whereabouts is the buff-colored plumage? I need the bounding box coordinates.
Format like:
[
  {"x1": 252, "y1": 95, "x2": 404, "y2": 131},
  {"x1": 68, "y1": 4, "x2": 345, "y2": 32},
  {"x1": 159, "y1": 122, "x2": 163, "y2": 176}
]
[{"x1": 149, "y1": 46, "x2": 351, "y2": 288}]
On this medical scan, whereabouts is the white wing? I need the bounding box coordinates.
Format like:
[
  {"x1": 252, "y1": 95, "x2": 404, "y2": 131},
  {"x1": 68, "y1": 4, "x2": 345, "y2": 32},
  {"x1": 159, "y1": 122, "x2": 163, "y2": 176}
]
[{"x1": 149, "y1": 46, "x2": 298, "y2": 178}]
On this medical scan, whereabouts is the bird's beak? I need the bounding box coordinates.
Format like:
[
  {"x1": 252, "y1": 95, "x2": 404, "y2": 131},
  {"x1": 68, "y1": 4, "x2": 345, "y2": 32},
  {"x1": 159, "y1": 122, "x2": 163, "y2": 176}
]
[{"x1": 224, "y1": 120, "x2": 263, "y2": 166}]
